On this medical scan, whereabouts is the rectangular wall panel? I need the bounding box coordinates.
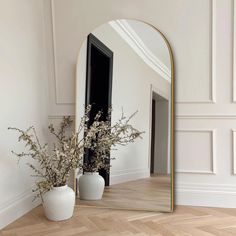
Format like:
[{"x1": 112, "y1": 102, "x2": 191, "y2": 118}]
[{"x1": 176, "y1": 129, "x2": 216, "y2": 174}]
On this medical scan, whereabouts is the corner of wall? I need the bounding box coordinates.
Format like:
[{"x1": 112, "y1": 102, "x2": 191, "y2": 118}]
[{"x1": 0, "y1": 187, "x2": 41, "y2": 230}]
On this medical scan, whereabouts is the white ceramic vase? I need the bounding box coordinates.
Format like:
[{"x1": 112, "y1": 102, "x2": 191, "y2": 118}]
[
  {"x1": 43, "y1": 185, "x2": 75, "y2": 221},
  {"x1": 78, "y1": 172, "x2": 105, "y2": 200}
]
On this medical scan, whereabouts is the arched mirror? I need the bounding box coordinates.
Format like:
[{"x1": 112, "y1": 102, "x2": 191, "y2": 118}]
[{"x1": 75, "y1": 19, "x2": 174, "y2": 212}]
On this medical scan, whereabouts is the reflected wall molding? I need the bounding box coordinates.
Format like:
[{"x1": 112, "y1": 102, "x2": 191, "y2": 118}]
[
  {"x1": 110, "y1": 168, "x2": 150, "y2": 185},
  {"x1": 175, "y1": 129, "x2": 216, "y2": 174},
  {"x1": 109, "y1": 19, "x2": 171, "y2": 83},
  {"x1": 48, "y1": 115, "x2": 75, "y2": 120},
  {"x1": 178, "y1": 0, "x2": 215, "y2": 104}
]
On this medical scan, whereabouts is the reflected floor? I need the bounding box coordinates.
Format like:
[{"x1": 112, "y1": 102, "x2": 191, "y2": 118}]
[{"x1": 77, "y1": 175, "x2": 171, "y2": 212}]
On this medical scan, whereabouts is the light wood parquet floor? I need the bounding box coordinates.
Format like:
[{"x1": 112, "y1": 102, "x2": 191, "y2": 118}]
[
  {"x1": 78, "y1": 175, "x2": 171, "y2": 212},
  {"x1": 2, "y1": 205, "x2": 236, "y2": 235}
]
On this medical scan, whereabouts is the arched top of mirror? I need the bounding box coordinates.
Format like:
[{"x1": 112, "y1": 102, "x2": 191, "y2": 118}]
[{"x1": 77, "y1": 19, "x2": 172, "y2": 83}]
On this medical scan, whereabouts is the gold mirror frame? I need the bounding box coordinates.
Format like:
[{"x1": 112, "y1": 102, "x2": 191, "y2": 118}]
[{"x1": 73, "y1": 19, "x2": 174, "y2": 212}]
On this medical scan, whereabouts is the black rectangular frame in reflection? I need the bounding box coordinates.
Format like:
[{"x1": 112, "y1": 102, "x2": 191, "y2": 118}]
[{"x1": 84, "y1": 33, "x2": 113, "y2": 186}]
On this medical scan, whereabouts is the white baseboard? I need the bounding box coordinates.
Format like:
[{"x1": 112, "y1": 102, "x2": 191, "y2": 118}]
[
  {"x1": 0, "y1": 187, "x2": 41, "y2": 230},
  {"x1": 176, "y1": 183, "x2": 236, "y2": 208},
  {"x1": 110, "y1": 168, "x2": 150, "y2": 185}
]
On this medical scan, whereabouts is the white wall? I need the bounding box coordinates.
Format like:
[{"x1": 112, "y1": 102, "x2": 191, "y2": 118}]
[
  {"x1": 0, "y1": 0, "x2": 48, "y2": 229},
  {"x1": 76, "y1": 23, "x2": 171, "y2": 185},
  {"x1": 46, "y1": 0, "x2": 236, "y2": 208}
]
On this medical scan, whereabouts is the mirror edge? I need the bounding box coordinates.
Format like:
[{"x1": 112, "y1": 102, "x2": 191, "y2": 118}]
[{"x1": 72, "y1": 19, "x2": 175, "y2": 213}]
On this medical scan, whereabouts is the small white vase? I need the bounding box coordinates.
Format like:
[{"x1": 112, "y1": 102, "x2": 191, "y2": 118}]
[
  {"x1": 43, "y1": 185, "x2": 75, "y2": 221},
  {"x1": 78, "y1": 172, "x2": 105, "y2": 200}
]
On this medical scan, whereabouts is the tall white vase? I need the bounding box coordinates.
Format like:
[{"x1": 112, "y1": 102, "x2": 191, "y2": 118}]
[
  {"x1": 78, "y1": 172, "x2": 105, "y2": 200},
  {"x1": 43, "y1": 185, "x2": 75, "y2": 221}
]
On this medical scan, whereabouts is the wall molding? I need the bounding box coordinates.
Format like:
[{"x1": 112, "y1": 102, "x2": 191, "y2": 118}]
[
  {"x1": 176, "y1": 182, "x2": 236, "y2": 193},
  {"x1": 175, "y1": 129, "x2": 216, "y2": 174},
  {"x1": 178, "y1": 0, "x2": 216, "y2": 104},
  {"x1": 233, "y1": 0, "x2": 236, "y2": 102},
  {"x1": 0, "y1": 186, "x2": 40, "y2": 230},
  {"x1": 50, "y1": 0, "x2": 75, "y2": 105},
  {"x1": 176, "y1": 114, "x2": 236, "y2": 119},
  {"x1": 176, "y1": 182, "x2": 236, "y2": 208},
  {"x1": 232, "y1": 130, "x2": 236, "y2": 174},
  {"x1": 50, "y1": 0, "x2": 215, "y2": 105},
  {"x1": 109, "y1": 20, "x2": 171, "y2": 83}
]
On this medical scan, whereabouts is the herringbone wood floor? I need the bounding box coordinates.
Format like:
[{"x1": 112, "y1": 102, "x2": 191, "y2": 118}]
[{"x1": 2, "y1": 205, "x2": 236, "y2": 235}]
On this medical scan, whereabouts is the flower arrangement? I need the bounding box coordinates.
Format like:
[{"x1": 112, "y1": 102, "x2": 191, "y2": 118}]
[
  {"x1": 8, "y1": 107, "x2": 92, "y2": 199},
  {"x1": 8, "y1": 106, "x2": 143, "y2": 199},
  {"x1": 82, "y1": 108, "x2": 143, "y2": 173}
]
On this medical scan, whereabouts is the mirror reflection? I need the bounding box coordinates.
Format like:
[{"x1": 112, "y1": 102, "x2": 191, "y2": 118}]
[{"x1": 75, "y1": 19, "x2": 173, "y2": 212}]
